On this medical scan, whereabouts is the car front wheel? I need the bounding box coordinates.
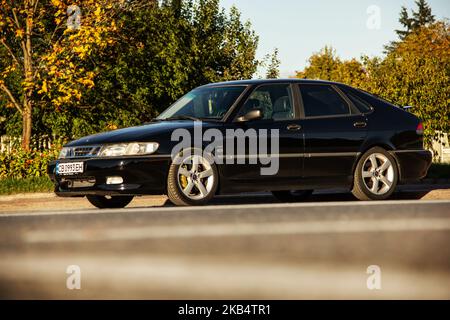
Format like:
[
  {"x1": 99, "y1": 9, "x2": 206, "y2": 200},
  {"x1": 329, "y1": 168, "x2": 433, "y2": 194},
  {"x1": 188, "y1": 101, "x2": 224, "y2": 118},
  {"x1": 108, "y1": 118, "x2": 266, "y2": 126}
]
[
  {"x1": 352, "y1": 147, "x2": 398, "y2": 200},
  {"x1": 167, "y1": 150, "x2": 218, "y2": 206},
  {"x1": 86, "y1": 195, "x2": 134, "y2": 209}
]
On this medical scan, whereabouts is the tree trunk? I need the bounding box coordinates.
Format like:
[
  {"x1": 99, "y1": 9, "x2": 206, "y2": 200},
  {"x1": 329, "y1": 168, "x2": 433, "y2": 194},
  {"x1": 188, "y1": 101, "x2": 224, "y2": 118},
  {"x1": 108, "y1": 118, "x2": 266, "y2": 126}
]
[
  {"x1": 21, "y1": 98, "x2": 32, "y2": 151},
  {"x1": 21, "y1": 3, "x2": 34, "y2": 151}
]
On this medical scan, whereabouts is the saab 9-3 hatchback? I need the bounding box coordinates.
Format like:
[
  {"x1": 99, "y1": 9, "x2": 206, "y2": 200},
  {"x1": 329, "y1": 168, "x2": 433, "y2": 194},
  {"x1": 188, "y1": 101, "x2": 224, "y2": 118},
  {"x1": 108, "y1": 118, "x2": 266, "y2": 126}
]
[{"x1": 48, "y1": 79, "x2": 432, "y2": 208}]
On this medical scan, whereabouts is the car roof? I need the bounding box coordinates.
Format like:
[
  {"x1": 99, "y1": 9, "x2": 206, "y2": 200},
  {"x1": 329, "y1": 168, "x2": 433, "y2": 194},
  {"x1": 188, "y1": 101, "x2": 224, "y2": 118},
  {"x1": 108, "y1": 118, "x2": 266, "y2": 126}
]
[{"x1": 199, "y1": 78, "x2": 343, "y2": 87}]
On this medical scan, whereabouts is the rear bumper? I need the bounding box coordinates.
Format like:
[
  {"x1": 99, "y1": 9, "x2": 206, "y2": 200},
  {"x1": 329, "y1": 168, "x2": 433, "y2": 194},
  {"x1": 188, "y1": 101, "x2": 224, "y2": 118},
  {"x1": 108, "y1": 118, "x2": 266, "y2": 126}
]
[
  {"x1": 48, "y1": 156, "x2": 170, "y2": 197},
  {"x1": 390, "y1": 149, "x2": 432, "y2": 182}
]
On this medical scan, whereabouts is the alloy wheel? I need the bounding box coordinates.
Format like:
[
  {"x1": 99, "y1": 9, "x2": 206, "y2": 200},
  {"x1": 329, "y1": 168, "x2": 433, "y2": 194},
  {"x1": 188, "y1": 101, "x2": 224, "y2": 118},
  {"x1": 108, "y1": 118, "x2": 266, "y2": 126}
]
[
  {"x1": 177, "y1": 154, "x2": 215, "y2": 200},
  {"x1": 361, "y1": 153, "x2": 394, "y2": 195}
]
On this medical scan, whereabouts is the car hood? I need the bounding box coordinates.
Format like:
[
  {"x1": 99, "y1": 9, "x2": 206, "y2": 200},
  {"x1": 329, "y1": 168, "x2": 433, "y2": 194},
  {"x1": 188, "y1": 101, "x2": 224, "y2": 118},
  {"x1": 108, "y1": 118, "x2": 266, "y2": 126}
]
[{"x1": 65, "y1": 120, "x2": 220, "y2": 146}]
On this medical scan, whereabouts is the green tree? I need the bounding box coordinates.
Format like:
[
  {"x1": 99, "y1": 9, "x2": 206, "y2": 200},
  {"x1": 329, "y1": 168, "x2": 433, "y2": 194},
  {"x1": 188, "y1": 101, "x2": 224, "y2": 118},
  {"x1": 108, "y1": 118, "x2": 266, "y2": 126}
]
[
  {"x1": 265, "y1": 48, "x2": 280, "y2": 79},
  {"x1": 295, "y1": 46, "x2": 366, "y2": 87},
  {"x1": 334, "y1": 59, "x2": 367, "y2": 88},
  {"x1": 296, "y1": 46, "x2": 340, "y2": 81},
  {"x1": 365, "y1": 22, "x2": 449, "y2": 144},
  {"x1": 1, "y1": 0, "x2": 260, "y2": 139},
  {"x1": 386, "y1": 0, "x2": 435, "y2": 52},
  {"x1": 87, "y1": 0, "x2": 258, "y2": 129},
  {"x1": 410, "y1": 0, "x2": 435, "y2": 30},
  {"x1": 0, "y1": 0, "x2": 123, "y2": 149},
  {"x1": 295, "y1": 22, "x2": 449, "y2": 146}
]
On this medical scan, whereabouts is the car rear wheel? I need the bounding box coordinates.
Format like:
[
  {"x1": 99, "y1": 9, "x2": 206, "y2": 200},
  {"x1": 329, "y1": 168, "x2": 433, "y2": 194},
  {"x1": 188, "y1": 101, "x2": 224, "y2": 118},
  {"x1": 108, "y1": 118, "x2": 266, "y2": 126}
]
[
  {"x1": 167, "y1": 150, "x2": 218, "y2": 206},
  {"x1": 271, "y1": 190, "x2": 313, "y2": 202},
  {"x1": 352, "y1": 147, "x2": 398, "y2": 200},
  {"x1": 86, "y1": 195, "x2": 134, "y2": 209}
]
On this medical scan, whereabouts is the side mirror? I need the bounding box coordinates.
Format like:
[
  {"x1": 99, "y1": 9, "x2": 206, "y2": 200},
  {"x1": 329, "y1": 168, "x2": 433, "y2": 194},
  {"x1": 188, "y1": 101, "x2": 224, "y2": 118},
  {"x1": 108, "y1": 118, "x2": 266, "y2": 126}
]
[{"x1": 236, "y1": 109, "x2": 263, "y2": 122}]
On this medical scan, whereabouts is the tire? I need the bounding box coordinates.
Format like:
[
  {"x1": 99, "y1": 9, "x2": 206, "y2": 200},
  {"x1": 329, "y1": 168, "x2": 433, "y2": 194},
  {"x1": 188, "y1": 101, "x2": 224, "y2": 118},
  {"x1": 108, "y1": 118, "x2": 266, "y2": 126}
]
[
  {"x1": 86, "y1": 195, "x2": 134, "y2": 209},
  {"x1": 167, "y1": 150, "x2": 219, "y2": 206},
  {"x1": 352, "y1": 147, "x2": 398, "y2": 201},
  {"x1": 272, "y1": 190, "x2": 313, "y2": 202}
]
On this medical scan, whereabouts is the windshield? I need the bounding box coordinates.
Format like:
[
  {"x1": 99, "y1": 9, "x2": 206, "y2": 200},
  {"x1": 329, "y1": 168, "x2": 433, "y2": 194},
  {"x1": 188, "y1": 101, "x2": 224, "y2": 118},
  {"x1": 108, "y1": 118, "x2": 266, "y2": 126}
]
[{"x1": 157, "y1": 86, "x2": 246, "y2": 120}]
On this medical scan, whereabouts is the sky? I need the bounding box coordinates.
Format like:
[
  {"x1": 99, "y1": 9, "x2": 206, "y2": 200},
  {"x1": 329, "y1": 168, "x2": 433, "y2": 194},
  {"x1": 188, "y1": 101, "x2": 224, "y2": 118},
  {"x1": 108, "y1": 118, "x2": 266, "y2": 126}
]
[{"x1": 219, "y1": 0, "x2": 450, "y2": 77}]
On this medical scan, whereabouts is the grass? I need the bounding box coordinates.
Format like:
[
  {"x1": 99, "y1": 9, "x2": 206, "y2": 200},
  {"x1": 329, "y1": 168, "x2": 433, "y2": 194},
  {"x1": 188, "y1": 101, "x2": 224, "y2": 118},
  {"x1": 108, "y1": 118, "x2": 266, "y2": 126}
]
[{"x1": 0, "y1": 176, "x2": 54, "y2": 195}]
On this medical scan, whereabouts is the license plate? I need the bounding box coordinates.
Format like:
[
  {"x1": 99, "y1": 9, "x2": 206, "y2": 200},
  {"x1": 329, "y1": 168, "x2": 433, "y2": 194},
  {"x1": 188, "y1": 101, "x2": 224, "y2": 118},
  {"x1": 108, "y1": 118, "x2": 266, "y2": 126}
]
[{"x1": 56, "y1": 162, "x2": 84, "y2": 175}]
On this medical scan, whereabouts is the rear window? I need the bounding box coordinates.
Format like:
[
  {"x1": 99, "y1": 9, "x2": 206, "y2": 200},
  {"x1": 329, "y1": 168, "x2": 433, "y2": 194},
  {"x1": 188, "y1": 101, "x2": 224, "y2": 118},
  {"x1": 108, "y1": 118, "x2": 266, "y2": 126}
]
[
  {"x1": 340, "y1": 87, "x2": 372, "y2": 113},
  {"x1": 346, "y1": 86, "x2": 399, "y2": 110}
]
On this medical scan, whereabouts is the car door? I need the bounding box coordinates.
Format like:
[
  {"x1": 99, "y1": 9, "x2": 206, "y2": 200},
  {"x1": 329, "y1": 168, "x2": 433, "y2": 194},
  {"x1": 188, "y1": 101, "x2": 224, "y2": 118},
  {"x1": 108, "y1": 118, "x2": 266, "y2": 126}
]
[
  {"x1": 297, "y1": 83, "x2": 368, "y2": 185},
  {"x1": 221, "y1": 83, "x2": 304, "y2": 188}
]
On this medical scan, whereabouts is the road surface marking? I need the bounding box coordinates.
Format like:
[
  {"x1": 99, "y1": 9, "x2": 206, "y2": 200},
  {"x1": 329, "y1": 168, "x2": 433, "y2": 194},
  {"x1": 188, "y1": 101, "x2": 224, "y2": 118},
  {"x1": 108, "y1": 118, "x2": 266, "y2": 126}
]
[
  {"x1": 24, "y1": 217, "x2": 450, "y2": 244},
  {"x1": 2, "y1": 199, "x2": 450, "y2": 217}
]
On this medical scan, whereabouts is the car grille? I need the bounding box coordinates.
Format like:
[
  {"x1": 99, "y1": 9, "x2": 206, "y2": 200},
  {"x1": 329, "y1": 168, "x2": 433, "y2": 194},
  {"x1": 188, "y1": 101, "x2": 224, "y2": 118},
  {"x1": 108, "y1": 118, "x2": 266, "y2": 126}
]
[
  {"x1": 67, "y1": 146, "x2": 101, "y2": 158},
  {"x1": 73, "y1": 147, "x2": 95, "y2": 157}
]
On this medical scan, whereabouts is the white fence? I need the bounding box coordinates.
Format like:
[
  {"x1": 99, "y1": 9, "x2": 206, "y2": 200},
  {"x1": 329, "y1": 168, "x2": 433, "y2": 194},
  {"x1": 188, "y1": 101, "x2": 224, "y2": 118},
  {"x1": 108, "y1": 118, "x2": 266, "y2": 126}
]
[
  {"x1": 432, "y1": 132, "x2": 450, "y2": 163},
  {"x1": 0, "y1": 135, "x2": 56, "y2": 153}
]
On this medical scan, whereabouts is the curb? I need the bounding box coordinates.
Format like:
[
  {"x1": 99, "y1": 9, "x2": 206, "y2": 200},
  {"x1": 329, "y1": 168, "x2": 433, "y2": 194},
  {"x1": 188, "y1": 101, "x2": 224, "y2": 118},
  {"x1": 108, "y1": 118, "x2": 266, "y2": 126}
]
[{"x1": 0, "y1": 192, "x2": 56, "y2": 202}]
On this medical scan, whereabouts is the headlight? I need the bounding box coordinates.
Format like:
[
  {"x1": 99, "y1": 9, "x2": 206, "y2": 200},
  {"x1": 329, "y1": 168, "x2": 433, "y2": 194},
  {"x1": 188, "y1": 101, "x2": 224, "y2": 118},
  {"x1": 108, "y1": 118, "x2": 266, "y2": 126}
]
[
  {"x1": 59, "y1": 147, "x2": 71, "y2": 159},
  {"x1": 99, "y1": 142, "x2": 159, "y2": 157}
]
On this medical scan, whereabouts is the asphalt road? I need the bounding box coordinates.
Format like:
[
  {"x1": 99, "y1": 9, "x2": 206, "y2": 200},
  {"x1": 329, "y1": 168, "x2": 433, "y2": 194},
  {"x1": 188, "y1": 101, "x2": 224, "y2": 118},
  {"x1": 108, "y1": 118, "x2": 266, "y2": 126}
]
[{"x1": 0, "y1": 198, "x2": 449, "y2": 299}]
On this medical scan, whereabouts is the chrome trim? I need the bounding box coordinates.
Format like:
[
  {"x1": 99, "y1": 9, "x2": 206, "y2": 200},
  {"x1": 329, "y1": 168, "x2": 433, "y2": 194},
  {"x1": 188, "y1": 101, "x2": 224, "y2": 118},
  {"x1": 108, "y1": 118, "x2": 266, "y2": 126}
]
[
  {"x1": 307, "y1": 152, "x2": 360, "y2": 157},
  {"x1": 217, "y1": 152, "x2": 360, "y2": 159},
  {"x1": 220, "y1": 154, "x2": 304, "y2": 159},
  {"x1": 390, "y1": 149, "x2": 430, "y2": 154}
]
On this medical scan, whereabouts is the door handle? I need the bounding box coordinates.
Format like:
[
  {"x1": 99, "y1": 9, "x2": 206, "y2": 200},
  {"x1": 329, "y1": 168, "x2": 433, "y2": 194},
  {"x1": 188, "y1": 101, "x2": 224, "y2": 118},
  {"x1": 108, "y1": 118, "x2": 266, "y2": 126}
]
[
  {"x1": 353, "y1": 121, "x2": 367, "y2": 128},
  {"x1": 287, "y1": 124, "x2": 301, "y2": 131}
]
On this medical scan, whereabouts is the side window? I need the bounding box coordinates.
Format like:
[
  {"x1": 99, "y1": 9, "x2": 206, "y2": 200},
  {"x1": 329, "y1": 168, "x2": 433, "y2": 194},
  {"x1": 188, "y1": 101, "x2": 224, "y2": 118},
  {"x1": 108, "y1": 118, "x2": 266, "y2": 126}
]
[
  {"x1": 237, "y1": 84, "x2": 294, "y2": 121},
  {"x1": 299, "y1": 84, "x2": 350, "y2": 117},
  {"x1": 340, "y1": 87, "x2": 372, "y2": 113}
]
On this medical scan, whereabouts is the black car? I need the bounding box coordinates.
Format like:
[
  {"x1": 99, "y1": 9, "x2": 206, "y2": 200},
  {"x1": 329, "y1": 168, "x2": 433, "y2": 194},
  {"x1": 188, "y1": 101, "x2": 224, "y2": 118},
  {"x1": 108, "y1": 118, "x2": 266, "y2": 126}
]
[{"x1": 48, "y1": 79, "x2": 432, "y2": 208}]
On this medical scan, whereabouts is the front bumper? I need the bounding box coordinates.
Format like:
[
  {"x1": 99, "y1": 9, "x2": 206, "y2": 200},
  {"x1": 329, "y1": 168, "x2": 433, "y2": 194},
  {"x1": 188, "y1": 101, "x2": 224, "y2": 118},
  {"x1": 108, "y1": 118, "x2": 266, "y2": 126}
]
[
  {"x1": 48, "y1": 156, "x2": 170, "y2": 197},
  {"x1": 390, "y1": 149, "x2": 433, "y2": 182}
]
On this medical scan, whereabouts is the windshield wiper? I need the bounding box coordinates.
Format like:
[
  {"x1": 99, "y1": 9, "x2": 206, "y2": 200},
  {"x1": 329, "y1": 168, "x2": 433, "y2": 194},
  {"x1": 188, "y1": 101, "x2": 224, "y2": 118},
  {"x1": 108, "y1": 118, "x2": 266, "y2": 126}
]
[
  {"x1": 143, "y1": 118, "x2": 164, "y2": 125},
  {"x1": 163, "y1": 115, "x2": 203, "y2": 121},
  {"x1": 150, "y1": 115, "x2": 222, "y2": 123}
]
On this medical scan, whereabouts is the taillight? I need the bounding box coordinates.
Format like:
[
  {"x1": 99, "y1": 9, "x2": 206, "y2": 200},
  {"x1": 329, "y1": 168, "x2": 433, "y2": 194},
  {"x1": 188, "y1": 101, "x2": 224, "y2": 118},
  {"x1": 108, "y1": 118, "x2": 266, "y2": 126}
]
[{"x1": 416, "y1": 122, "x2": 424, "y2": 135}]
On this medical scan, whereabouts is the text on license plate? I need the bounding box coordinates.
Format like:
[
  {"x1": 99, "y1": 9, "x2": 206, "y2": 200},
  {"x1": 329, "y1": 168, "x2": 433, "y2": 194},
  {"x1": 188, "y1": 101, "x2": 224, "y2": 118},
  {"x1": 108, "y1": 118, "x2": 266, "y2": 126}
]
[{"x1": 56, "y1": 162, "x2": 84, "y2": 175}]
